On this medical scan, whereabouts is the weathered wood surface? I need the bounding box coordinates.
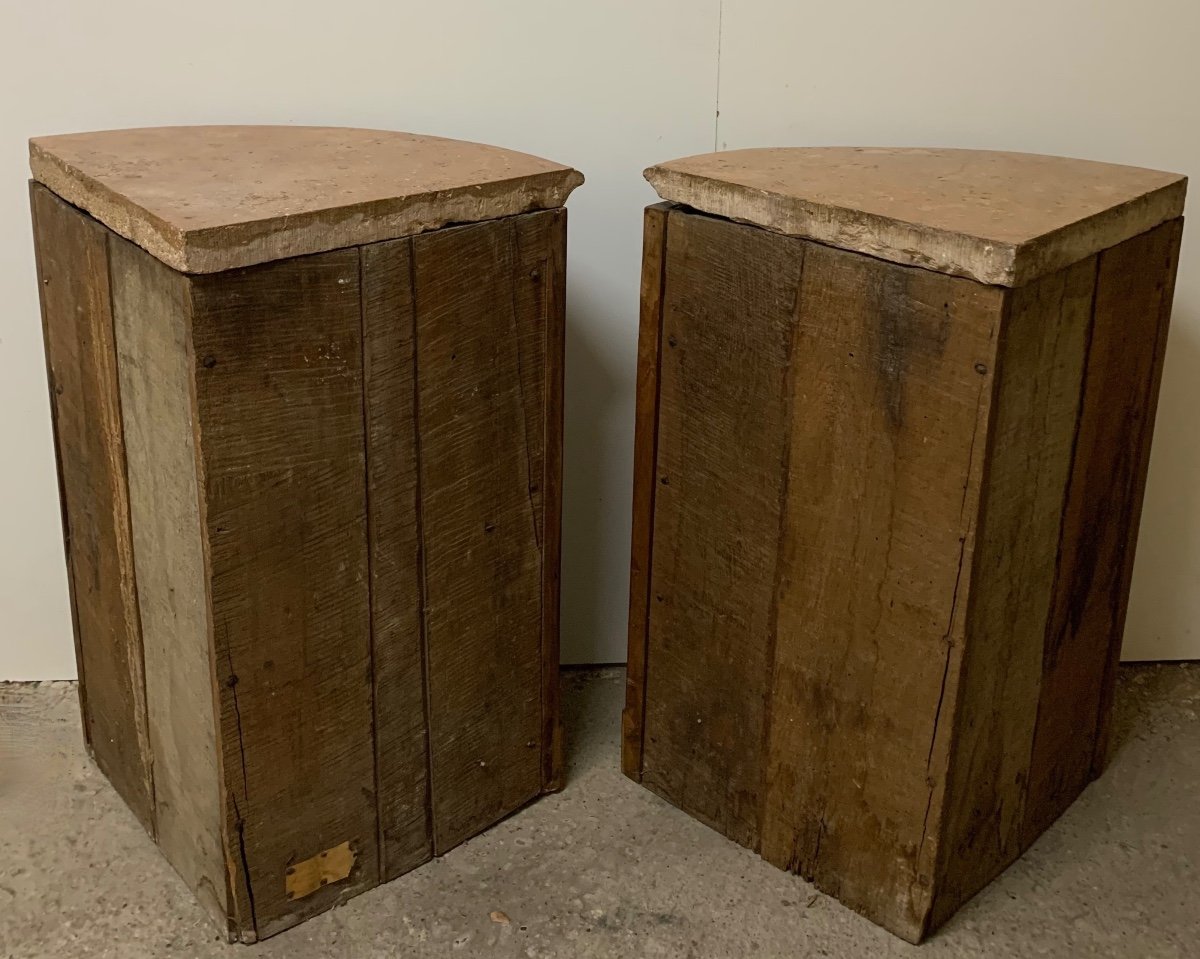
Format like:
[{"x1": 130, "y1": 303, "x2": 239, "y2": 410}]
[
  {"x1": 932, "y1": 256, "x2": 1096, "y2": 930},
  {"x1": 622, "y1": 203, "x2": 671, "y2": 780},
  {"x1": 361, "y1": 238, "x2": 434, "y2": 883},
  {"x1": 522, "y1": 211, "x2": 568, "y2": 793},
  {"x1": 1022, "y1": 220, "x2": 1184, "y2": 846},
  {"x1": 412, "y1": 212, "x2": 559, "y2": 853},
  {"x1": 624, "y1": 205, "x2": 1183, "y2": 942},
  {"x1": 641, "y1": 210, "x2": 804, "y2": 850},
  {"x1": 759, "y1": 243, "x2": 1003, "y2": 941},
  {"x1": 109, "y1": 235, "x2": 231, "y2": 931},
  {"x1": 30, "y1": 183, "x2": 155, "y2": 833},
  {"x1": 32, "y1": 192, "x2": 568, "y2": 942},
  {"x1": 1086, "y1": 221, "x2": 1183, "y2": 774},
  {"x1": 191, "y1": 250, "x2": 377, "y2": 939}
]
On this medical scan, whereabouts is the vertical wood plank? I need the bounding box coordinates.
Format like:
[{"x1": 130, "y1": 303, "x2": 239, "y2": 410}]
[
  {"x1": 621, "y1": 202, "x2": 671, "y2": 781},
  {"x1": 641, "y1": 211, "x2": 804, "y2": 851},
  {"x1": 109, "y1": 235, "x2": 230, "y2": 931},
  {"x1": 515, "y1": 210, "x2": 568, "y2": 792},
  {"x1": 190, "y1": 251, "x2": 377, "y2": 939},
  {"x1": 933, "y1": 257, "x2": 1096, "y2": 930},
  {"x1": 361, "y1": 238, "x2": 434, "y2": 882},
  {"x1": 759, "y1": 242, "x2": 1003, "y2": 941},
  {"x1": 413, "y1": 213, "x2": 554, "y2": 853},
  {"x1": 1022, "y1": 220, "x2": 1183, "y2": 845},
  {"x1": 1089, "y1": 220, "x2": 1183, "y2": 773},
  {"x1": 29, "y1": 184, "x2": 155, "y2": 833}
]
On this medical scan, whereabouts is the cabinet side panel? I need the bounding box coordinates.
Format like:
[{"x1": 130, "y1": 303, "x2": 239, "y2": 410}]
[
  {"x1": 760, "y1": 243, "x2": 1003, "y2": 942},
  {"x1": 413, "y1": 213, "x2": 552, "y2": 853},
  {"x1": 108, "y1": 236, "x2": 230, "y2": 930},
  {"x1": 361, "y1": 238, "x2": 434, "y2": 881},
  {"x1": 1023, "y1": 219, "x2": 1183, "y2": 845},
  {"x1": 622, "y1": 203, "x2": 671, "y2": 781},
  {"x1": 29, "y1": 184, "x2": 155, "y2": 833},
  {"x1": 191, "y1": 250, "x2": 377, "y2": 939},
  {"x1": 932, "y1": 257, "x2": 1095, "y2": 932},
  {"x1": 642, "y1": 210, "x2": 804, "y2": 852}
]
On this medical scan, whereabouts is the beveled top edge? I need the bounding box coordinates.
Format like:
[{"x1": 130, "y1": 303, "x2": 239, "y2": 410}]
[
  {"x1": 30, "y1": 125, "x2": 583, "y2": 272},
  {"x1": 645, "y1": 147, "x2": 1186, "y2": 285}
]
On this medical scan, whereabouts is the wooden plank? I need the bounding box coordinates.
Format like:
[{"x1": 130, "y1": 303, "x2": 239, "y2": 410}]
[
  {"x1": 514, "y1": 210, "x2": 568, "y2": 792},
  {"x1": 621, "y1": 203, "x2": 671, "y2": 781},
  {"x1": 641, "y1": 210, "x2": 804, "y2": 851},
  {"x1": 29, "y1": 184, "x2": 155, "y2": 833},
  {"x1": 932, "y1": 257, "x2": 1096, "y2": 931},
  {"x1": 1089, "y1": 220, "x2": 1183, "y2": 773},
  {"x1": 413, "y1": 213, "x2": 553, "y2": 853},
  {"x1": 361, "y1": 238, "x2": 434, "y2": 882},
  {"x1": 190, "y1": 250, "x2": 377, "y2": 939},
  {"x1": 758, "y1": 241, "x2": 1005, "y2": 941},
  {"x1": 1022, "y1": 220, "x2": 1183, "y2": 845},
  {"x1": 108, "y1": 235, "x2": 230, "y2": 931}
]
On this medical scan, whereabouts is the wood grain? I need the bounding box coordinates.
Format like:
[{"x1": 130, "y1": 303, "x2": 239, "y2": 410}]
[
  {"x1": 1022, "y1": 220, "x2": 1184, "y2": 844},
  {"x1": 516, "y1": 210, "x2": 568, "y2": 792},
  {"x1": 622, "y1": 203, "x2": 670, "y2": 781},
  {"x1": 109, "y1": 235, "x2": 230, "y2": 931},
  {"x1": 412, "y1": 214, "x2": 555, "y2": 853},
  {"x1": 641, "y1": 210, "x2": 804, "y2": 850},
  {"x1": 625, "y1": 205, "x2": 1184, "y2": 942},
  {"x1": 190, "y1": 250, "x2": 377, "y2": 939},
  {"x1": 29, "y1": 184, "x2": 155, "y2": 833},
  {"x1": 1088, "y1": 220, "x2": 1183, "y2": 774},
  {"x1": 360, "y1": 238, "x2": 434, "y2": 882},
  {"x1": 758, "y1": 242, "x2": 1003, "y2": 941},
  {"x1": 932, "y1": 257, "x2": 1096, "y2": 930}
]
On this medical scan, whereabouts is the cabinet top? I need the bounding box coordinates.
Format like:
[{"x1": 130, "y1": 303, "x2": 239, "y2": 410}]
[
  {"x1": 646, "y1": 147, "x2": 1185, "y2": 286},
  {"x1": 30, "y1": 126, "x2": 584, "y2": 273}
]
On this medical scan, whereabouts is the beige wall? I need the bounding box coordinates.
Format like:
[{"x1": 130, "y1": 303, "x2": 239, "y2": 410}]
[{"x1": 0, "y1": 0, "x2": 1194, "y2": 677}]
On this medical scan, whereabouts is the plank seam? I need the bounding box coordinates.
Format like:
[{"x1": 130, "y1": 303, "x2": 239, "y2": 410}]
[
  {"x1": 758, "y1": 239, "x2": 806, "y2": 855},
  {"x1": 358, "y1": 247, "x2": 385, "y2": 882},
  {"x1": 408, "y1": 238, "x2": 438, "y2": 856}
]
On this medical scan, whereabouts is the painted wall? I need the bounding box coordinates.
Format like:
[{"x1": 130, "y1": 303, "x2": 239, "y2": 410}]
[{"x1": 0, "y1": 0, "x2": 1195, "y2": 677}]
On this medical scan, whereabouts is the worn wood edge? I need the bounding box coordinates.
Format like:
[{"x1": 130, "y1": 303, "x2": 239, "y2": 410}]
[
  {"x1": 644, "y1": 166, "x2": 1186, "y2": 288},
  {"x1": 621, "y1": 202, "x2": 672, "y2": 781},
  {"x1": 541, "y1": 210, "x2": 568, "y2": 793},
  {"x1": 917, "y1": 300, "x2": 1010, "y2": 943},
  {"x1": 30, "y1": 143, "x2": 583, "y2": 274},
  {"x1": 1090, "y1": 218, "x2": 1184, "y2": 774},
  {"x1": 926, "y1": 256, "x2": 1099, "y2": 936},
  {"x1": 29, "y1": 181, "x2": 93, "y2": 755},
  {"x1": 177, "y1": 273, "x2": 258, "y2": 942},
  {"x1": 105, "y1": 234, "x2": 240, "y2": 938},
  {"x1": 29, "y1": 183, "x2": 157, "y2": 833}
]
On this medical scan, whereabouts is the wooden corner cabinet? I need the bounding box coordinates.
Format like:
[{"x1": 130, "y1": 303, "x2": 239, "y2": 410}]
[
  {"x1": 29, "y1": 125, "x2": 582, "y2": 942},
  {"x1": 623, "y1": 147, "x2": 1186, "y2": 942}
]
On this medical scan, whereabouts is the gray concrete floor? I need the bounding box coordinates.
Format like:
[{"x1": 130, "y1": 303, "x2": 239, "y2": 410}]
[{"x1": 1, "y1": 664, "x2": 1197, "y2": 958}]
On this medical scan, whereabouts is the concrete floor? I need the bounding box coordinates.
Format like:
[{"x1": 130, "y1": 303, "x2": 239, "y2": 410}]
[{"x1": 1, "y1": 665, "x2": 1197, "y2": 958}]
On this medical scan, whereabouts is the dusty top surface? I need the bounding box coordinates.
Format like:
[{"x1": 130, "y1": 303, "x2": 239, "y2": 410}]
[
  {"x1": 30, "y1": 126, "x2": 583, "y2": 273},
  {"x1": 646, "y1": 147, "x2": 1186, "y2": 285}
]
